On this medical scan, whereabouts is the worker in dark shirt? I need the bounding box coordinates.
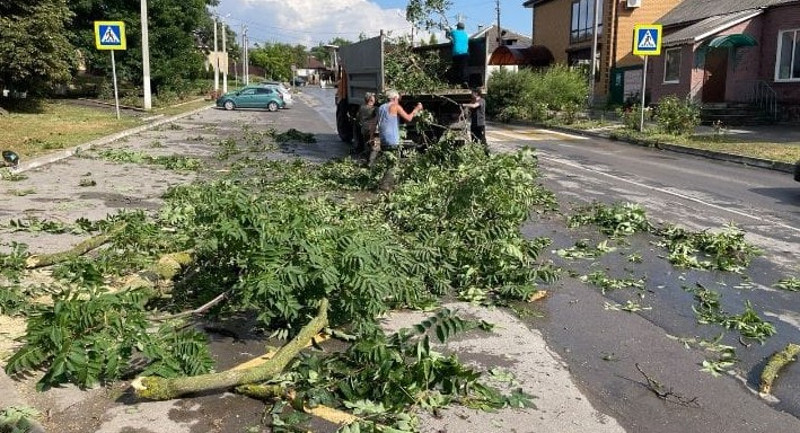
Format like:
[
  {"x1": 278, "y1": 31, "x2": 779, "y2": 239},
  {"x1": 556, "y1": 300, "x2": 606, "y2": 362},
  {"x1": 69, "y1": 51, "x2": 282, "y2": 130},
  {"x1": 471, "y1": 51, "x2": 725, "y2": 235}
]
[
  {"x1": 447, "y1": 22, "x2": 469, "y2": 87},
  {"x1": 463, "y1": 88, "x2": 486, "y2": 146}
]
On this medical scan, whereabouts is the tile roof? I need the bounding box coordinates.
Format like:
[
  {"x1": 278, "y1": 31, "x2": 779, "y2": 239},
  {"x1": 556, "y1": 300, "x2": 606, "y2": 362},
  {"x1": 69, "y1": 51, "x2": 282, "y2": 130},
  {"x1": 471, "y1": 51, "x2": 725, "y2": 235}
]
[
  {"x1": 659, "y1": 0, "x2": 799, "y2": 26},
  {"x1": 661, "y1": 9, "x2": 764, "y2": 47}
]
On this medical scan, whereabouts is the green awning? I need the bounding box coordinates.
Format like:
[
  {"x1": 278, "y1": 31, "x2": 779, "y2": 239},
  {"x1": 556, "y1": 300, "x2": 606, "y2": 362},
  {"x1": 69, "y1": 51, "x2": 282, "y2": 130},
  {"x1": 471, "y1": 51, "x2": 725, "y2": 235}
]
[
  {"x1": 695, "y1": 34, "x2": 758, "y2": 68},
  {"x1": 708, "y1": 33, "x2": 758, "y2": 49}
]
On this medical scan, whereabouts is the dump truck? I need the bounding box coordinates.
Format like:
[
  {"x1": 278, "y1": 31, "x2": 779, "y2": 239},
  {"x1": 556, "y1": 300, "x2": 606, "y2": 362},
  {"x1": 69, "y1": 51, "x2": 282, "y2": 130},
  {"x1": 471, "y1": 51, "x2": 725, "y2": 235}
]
[{"x1": 334, "y1": 33, "x2": 488, "y2": 144}]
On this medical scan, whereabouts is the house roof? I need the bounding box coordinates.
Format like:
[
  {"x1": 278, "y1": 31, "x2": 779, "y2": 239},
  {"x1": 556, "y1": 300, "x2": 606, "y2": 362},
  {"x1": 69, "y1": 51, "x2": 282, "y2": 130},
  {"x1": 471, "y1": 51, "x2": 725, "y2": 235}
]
[
  {"x1": 661, "y1": 9, "x2": 764, "y2": 47},
  {"x1": 658, "y1": 0, "x2": 798, "y2": 27},
  {"x1": 522, "y1": 0, "x2": 554, "y2": 7},
  {"x1": 470, "y1": 25, "x2": 532, "y2": 54},
  {"x1": 489, "y1": 45, "x2": 554, "y2": 66}
]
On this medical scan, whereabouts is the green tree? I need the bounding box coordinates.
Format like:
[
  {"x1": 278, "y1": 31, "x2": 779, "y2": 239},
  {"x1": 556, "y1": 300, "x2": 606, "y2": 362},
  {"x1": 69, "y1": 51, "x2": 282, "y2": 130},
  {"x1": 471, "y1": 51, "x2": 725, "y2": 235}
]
[
  {"x1": 0, "y1": 0, "x2": 76, "y2": 96},
  {"x1": 66, "y1": 0, "x2": 219, "y2": 94},
  {"x1": 406, "y1": 0, "x2": 453, "y2": 32},
  {"x1": 250, "y1": 42, "x2": 308, "y2": 80}
]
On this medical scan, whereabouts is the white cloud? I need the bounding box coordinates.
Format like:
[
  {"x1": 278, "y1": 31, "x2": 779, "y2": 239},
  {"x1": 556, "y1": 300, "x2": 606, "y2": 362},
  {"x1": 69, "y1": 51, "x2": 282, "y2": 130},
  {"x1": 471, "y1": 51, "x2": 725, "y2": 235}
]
[{"x1": 223, "y1": 0, "x2": 414, "y2": 47}]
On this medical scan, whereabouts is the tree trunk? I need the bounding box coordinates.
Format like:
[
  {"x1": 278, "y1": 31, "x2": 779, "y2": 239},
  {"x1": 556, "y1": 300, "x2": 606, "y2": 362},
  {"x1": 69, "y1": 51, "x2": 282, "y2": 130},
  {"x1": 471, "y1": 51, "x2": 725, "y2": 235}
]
[
  {"x1": 24, "y1": 229, "x2": 120, "y2": 268},
  {"x1": 132, "y1": 298, "x2": 329, "y2": 400},
  {"x1": 759, "y1": 343, "x2": 800, "y2": 395}
]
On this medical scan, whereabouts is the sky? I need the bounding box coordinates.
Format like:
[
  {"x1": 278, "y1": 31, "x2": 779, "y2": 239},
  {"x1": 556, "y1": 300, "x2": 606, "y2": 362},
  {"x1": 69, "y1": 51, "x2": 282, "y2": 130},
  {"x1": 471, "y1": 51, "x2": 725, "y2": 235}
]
[{"x1": 215, "y1": 0, "x2": 532, "y2": 48}]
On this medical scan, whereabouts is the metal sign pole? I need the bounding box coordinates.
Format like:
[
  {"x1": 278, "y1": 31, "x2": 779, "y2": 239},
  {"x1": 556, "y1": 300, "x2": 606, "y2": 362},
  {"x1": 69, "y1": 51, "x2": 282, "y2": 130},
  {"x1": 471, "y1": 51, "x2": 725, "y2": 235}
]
[
  {"x1": 639, "y1": 55, "x2": 648, "y2": 132},
  {"x1": 111, "y1": 50, "x2": 121, "y2": 120}
]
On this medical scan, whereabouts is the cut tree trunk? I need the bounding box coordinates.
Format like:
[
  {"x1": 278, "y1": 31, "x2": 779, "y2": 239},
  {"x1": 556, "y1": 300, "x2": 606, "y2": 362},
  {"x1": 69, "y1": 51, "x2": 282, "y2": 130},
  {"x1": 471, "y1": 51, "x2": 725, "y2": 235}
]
[
  {"x1": 760, "y1": 343, "x2": 800, "y2": 395},
  {"x1": 132, "y1": 298, "x2": 329, "y2": 400},
  {"x1": 24, "y1": 228, "x2": 122, "y2": 269}
]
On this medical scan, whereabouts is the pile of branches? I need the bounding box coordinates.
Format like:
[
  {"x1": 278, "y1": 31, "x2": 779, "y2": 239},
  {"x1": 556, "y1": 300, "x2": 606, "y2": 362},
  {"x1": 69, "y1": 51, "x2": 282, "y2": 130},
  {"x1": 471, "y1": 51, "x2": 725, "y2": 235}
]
[
  {"x1": 1, "y1": 136, "x2": 557, "y2": 431},
  {"x1": 384, "y1": 38, "x2": 450, "y2": 95}
]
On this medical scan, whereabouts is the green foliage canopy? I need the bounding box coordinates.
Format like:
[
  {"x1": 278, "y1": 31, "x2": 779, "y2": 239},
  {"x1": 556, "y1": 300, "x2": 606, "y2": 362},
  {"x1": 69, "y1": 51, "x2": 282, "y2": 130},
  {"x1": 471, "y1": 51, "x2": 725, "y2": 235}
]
[{"x1": 0, "y1": 0, "x2": 76, "y2": 95}]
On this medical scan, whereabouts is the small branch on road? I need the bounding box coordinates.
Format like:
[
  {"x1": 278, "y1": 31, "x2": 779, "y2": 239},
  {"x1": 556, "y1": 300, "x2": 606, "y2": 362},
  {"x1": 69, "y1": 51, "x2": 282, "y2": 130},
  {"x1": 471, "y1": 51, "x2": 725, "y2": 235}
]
[{"x1": 635, "y1": 363, "x2": 700, "y2": 408}]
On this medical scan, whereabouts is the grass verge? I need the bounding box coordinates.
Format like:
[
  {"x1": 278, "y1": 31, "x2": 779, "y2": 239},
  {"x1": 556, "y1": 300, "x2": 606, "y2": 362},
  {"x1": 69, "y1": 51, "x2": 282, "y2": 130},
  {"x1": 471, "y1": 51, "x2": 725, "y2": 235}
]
[
  {"x1": 610, "y1": 129, "x2": 800, "y2": 164},
  {"x1": 1, "y1": 98, "x2": 212, "y2": 159}
]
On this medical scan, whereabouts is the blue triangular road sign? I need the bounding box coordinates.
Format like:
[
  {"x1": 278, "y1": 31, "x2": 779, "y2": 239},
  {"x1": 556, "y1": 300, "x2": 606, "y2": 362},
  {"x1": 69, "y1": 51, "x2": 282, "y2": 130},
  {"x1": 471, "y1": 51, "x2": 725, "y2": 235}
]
[
  {"x1": 639, "y1": 31, "x2": 656, "y2": 49},
  {"x1": 101, "y1": 26, "x2": 121, "y2": 44}
]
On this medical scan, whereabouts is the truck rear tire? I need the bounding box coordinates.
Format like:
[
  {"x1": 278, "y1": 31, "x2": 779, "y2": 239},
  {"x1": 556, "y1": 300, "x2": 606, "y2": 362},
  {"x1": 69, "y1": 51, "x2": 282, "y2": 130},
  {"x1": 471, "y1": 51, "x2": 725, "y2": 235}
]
[{"x1": 336, "y1": 99, "x2": 353, "y2": 143}]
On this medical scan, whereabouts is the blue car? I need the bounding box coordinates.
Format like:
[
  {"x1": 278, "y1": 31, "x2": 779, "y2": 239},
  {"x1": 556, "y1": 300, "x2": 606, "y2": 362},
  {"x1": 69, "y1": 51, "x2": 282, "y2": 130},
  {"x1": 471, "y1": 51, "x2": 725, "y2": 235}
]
[{"x1": 216, "y1": 86, "x2": 285, "y2": 111}]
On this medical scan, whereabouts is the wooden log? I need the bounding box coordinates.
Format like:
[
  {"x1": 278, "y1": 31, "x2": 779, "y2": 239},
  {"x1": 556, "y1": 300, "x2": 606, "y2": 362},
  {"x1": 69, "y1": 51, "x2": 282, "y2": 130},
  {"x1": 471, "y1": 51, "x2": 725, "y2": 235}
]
[
  {"x1": 24, "y1": 230, "x2": 117, "y2": 269},
  {"x1": 132, "y1": 299, "x2": 329, "y2": 400},
  {"x1": 759, "y1": 343, "x2": 800, "y2": 395}
]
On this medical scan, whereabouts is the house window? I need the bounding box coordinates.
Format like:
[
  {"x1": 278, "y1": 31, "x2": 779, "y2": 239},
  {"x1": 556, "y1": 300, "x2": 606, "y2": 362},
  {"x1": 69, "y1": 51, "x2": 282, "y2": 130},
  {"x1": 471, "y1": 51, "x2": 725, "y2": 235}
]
[
  {"x1": 664, "y1": 47, "x2": 681, "y2": 83},
  {"x1": 776, "y1": 28, "x2": 800, "y2": 81},
  {"x1": 570, "y1": 0, "x2": 603, "y2": 43}
]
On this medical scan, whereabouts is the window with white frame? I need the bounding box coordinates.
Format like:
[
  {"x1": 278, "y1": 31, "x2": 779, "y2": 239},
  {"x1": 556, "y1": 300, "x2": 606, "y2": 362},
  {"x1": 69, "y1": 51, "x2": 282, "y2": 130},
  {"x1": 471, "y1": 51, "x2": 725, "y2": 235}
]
[
  {"x1": 776, "y1": 28, "x2": 800, "y2": 80},
  {"x1": 664, "y1": 47, "x2": 681, "y2": 83}
]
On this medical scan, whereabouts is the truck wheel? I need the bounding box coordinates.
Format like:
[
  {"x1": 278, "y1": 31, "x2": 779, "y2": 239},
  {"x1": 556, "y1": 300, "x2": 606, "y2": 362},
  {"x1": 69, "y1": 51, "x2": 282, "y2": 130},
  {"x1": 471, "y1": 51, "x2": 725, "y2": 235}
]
[{"x1": 336, "y1": 99, "x2": 353, "y2": 143}]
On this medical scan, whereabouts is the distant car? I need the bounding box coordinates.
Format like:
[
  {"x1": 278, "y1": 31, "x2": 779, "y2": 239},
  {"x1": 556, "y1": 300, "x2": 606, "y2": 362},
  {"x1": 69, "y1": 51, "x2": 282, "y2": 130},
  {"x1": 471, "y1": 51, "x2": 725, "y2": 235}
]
[
  {"x1": 216, "y1": 86, "x2": 284, "y2": 111},
  {"x1": 795, "y1": 159, "x2": 800, "y2": 182},
  {"x1": 292, "y1": 76, "x2": 307, "y2": 87},
  {"x1": 257, "y1": 82, "x2": 293, "y2": 107}
]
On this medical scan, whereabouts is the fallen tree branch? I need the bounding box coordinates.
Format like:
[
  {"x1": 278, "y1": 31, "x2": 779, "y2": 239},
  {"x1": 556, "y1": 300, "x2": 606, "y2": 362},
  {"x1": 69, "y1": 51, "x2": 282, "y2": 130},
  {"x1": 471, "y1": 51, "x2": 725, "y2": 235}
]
[
  {"x1": 152, "y1": 291, "x2": 228, "y2": 321},
  {"x1": 236, "y1": 384, "x2": 361, "y2": 426},
  {"x1": 132, "y1": 298, "x2": 329, "y2": 400},
  {"x1": 24, "y1": 226, "x2": 123, "y2": 268},
  {"x1": 635, "y1": 363, "x2": 700, "y2": 408},
  {"x1": 759, "y1": 343, "x2": 800, "y2": 395}
]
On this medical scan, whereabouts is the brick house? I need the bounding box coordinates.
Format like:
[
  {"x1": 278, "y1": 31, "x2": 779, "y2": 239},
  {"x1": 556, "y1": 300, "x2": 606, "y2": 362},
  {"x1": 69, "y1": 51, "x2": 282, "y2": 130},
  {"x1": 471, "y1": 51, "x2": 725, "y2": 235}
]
[
  {"x1": 648, "y1": 0, "x2": 800, "y2": 122},
  {"x1": 523, "y1": 0, "x2": 682, "y2": 104}
]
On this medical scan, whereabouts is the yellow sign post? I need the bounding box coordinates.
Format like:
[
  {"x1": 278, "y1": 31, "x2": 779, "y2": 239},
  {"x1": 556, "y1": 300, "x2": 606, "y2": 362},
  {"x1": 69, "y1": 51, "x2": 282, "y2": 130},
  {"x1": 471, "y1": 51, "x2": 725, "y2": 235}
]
[
  {"x1": 632, "y1": 24, "x2": 662, "y2": 131},
  {"x1": 94, "y1": 21, "x2": 127, "y2": 119}
]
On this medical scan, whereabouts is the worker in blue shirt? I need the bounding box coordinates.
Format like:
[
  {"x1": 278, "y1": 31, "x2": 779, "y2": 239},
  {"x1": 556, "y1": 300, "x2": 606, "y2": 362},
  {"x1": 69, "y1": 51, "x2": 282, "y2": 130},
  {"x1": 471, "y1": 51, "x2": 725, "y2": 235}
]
[{"x1": 447, "y1": 22, "x2": 469, "y2": 87}]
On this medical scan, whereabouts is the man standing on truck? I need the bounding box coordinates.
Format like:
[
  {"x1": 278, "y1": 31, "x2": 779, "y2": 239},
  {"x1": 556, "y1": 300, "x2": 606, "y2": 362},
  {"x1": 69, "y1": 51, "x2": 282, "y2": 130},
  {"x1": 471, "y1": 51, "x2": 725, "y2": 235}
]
[{"x1": 447, "y1": 22, "x2": 469, "y2": 87}]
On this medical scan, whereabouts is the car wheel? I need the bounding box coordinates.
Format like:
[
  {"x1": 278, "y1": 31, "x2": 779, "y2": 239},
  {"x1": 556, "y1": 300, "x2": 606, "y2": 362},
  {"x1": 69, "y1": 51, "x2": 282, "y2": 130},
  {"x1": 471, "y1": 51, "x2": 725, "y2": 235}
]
[
  {"x1": 224, "y1": 100, "x2": 235, "y2": 111},
  {"x1": 267, "y1": 101, "x2": 279, "y2": 112}
]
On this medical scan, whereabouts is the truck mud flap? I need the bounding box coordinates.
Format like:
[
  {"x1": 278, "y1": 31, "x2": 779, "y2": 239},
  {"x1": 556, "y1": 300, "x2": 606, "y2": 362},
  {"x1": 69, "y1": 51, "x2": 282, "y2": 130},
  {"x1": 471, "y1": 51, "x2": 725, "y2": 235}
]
[{"x1": 336, "y1": 99, "x2": 353, "y2": 143}]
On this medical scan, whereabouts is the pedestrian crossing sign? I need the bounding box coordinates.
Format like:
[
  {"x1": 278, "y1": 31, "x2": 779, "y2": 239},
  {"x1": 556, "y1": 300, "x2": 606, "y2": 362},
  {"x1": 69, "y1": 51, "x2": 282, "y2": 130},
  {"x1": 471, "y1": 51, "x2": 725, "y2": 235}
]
[
  {"x1": 633, "y1": 24, "x2": 662, "y2": 56},
  {"x1": 94, "y1": 21, "x2": 126, "y2": 50}
]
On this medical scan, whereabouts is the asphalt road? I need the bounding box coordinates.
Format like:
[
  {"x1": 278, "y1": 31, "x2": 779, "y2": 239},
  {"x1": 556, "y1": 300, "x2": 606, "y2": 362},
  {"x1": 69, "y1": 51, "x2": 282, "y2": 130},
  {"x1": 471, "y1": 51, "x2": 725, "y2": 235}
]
[{"x1": 485, "y1": 123, "x2": 800, "y2": 431}]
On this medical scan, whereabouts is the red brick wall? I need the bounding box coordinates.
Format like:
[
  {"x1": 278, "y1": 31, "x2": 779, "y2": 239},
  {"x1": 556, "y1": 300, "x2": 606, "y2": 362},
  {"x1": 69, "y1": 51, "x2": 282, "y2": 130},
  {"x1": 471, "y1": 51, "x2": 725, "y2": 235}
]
[
  {"x1": 648, "y1": 4, "x2": 800, "y2": 120},
  {"x1": 648, "y1": 44, "x2": 693, "y2": 103},
  {"x1": 719, "y1": 20, "x2": 762, "y2": 102},
  {"x1": 762, "y1": 4, "x2": 800, "y2": 110}
]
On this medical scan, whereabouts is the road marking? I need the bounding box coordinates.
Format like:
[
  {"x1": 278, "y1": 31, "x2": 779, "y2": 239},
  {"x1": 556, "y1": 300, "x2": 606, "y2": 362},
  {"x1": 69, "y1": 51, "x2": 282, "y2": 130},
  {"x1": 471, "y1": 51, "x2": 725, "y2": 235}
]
[
  {"x1": 485, "y1": 130, "x2": 799, "y2": 233},
  {"x1": 489, "y1": 126, "x2": 589, "y2": 141},
  {"x1": 541, "y1": 153, "x2": 800, "y2": 234}
]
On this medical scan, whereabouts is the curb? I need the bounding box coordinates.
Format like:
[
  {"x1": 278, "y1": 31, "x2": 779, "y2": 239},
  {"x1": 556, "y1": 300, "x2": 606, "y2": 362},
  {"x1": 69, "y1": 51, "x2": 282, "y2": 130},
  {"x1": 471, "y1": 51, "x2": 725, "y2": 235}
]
[
  {"x1": 526, "y1": 123, "x2": 795, "y2": 175},
  {"x1": 10, "y1": 103, "x2": 213, "y2": 174}
]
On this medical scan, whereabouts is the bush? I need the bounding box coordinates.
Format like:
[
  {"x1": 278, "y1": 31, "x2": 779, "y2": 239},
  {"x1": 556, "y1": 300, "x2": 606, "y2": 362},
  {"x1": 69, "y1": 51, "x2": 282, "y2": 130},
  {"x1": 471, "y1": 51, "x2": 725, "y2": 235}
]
[
  {"x1": 487, "y1": 65, "x2": 588, "y2": 123},
  {"x1": 655, "y1": 95, "x2": 700, "y2": 135},
  {"x1": 616, "y1": 105, "x2": 641, "y2": 131}
]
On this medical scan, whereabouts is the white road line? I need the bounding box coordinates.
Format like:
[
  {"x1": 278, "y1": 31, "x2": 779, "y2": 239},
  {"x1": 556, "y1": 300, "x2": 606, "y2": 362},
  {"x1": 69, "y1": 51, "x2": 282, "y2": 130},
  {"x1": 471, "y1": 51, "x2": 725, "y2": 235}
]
[
  {"x1": 487, "y1": 127, "x2": 800, "y2": 234},
  {"x1": 542, "y1": 153, "x2": 800, "y2": 234},
  {"x1": 489, "y1": 127, "x2": 589, "y2": 141}
]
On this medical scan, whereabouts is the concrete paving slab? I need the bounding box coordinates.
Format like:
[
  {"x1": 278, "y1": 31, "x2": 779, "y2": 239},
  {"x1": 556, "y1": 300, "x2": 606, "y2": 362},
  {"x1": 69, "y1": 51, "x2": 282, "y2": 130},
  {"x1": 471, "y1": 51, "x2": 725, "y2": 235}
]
[{"x1": 383, "y1": 303, "x2": 626, "y2": 433}]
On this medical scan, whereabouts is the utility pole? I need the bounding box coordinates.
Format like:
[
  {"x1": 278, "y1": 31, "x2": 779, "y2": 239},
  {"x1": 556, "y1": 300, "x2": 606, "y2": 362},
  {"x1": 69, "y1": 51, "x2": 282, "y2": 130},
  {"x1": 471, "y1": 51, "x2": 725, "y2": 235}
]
[
  {"x1": 222, "y1": 17, "x2": 228, "y2": 94},
  {"x1": 496, "y1": 0, "x2": 501, "y2": 44},
  {"x1": 241, "y1": 25, "x2": 245, "y2": 86},
  {"x1": 213, "y1": 15, "x2": 219, "y2": 95},
  {"x1": 140, "y1": 0, "x2": 152, "y2": 110},
  {"x1": 246, "y1": 28, "x2": 250, "y2": 85},
  {"x1": 589, "y1": 0, "x2": 601, "y2": 106}
]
